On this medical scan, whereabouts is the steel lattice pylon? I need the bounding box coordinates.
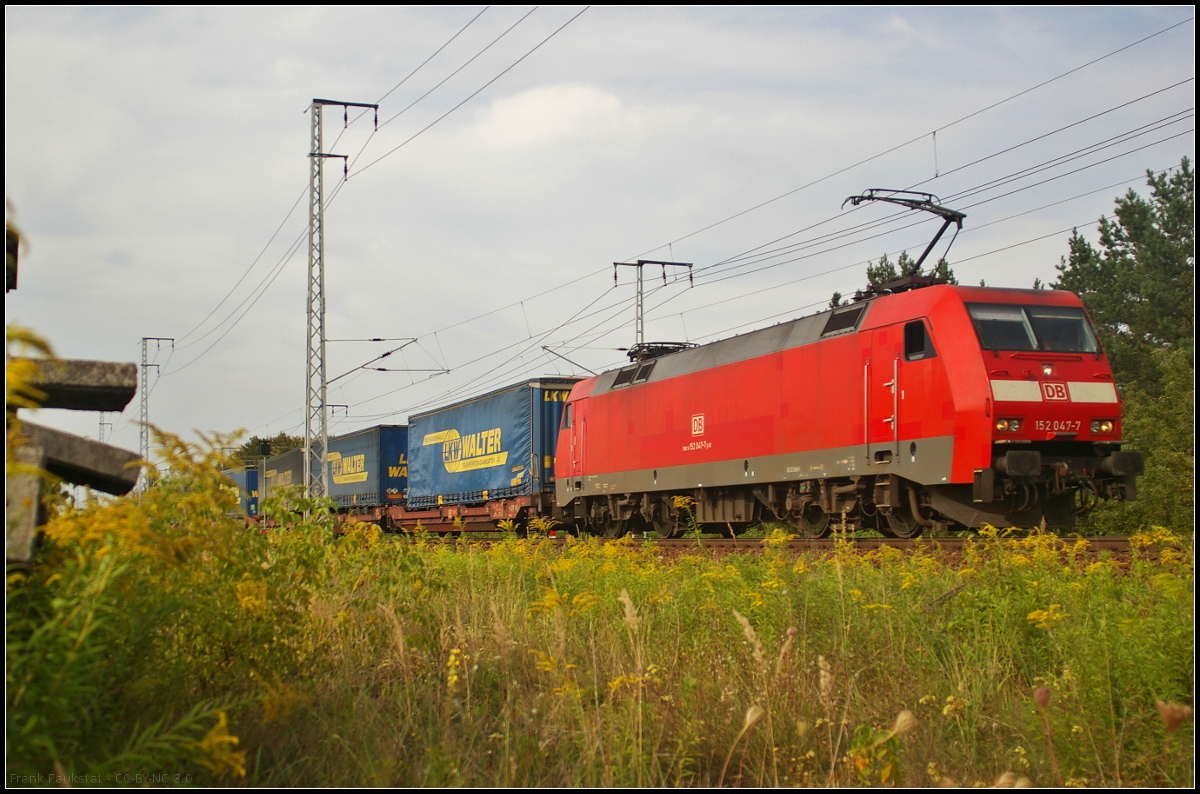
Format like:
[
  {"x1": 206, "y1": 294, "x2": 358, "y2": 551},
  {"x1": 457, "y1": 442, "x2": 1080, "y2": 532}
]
[
  {"x1": 138, "y1": 336, "x2": 172, "y2": 493},
  {"x1": 304, "y1": 98, "x2": 377, "y2": 499},
  {"x1": 305, "y1": 101, "x2": 328, "y2": 499}
]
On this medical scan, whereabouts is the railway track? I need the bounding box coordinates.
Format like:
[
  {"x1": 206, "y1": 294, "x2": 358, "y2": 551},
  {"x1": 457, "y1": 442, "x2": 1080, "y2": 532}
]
[
  {"x1": 411, "y1": 533, "x2": 1136, "y2": 553},
  {"x1": 657, "y1": 535, "x2": 1134, "y2": 553}
]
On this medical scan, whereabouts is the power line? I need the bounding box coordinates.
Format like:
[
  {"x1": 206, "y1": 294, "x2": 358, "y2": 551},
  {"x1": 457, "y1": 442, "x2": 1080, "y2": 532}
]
[
  {"x1": 379, "y1": 7, "x2": 538, "y2": 131},
  {"x1": 626, "y1": 15, "x2": 1195, "y2": 261},
  {"x1": 269, "y1": 23, "x2": 1191, "y2": 396},
  {"x1": 340, "y1": 6, "x2": 532, "y2": 172},
  {"x1": 352, "y1": 6, "x2": 590, "y2": 176},
  {"x1": 377, "y1": 7, "x2": 491, "y2": 106},
  {"x1": 327, "y1": 102, "x2": 1196, "y2": 404},
  {"x1": 175, "y1": 7, "x2": 591, "y2": 377},
  {"x1": 340, "y1": 125, "x2": 1193, "y2": 419},
  {"x1": 633, "y1": 165, "x2": 1183, "y2": 334},
  {"x1": 231, "y1": 17, "x2": 1191, "y2": 431},
  {"x1": 169, "y1": 10, "x2": 494, "y2": 360}
]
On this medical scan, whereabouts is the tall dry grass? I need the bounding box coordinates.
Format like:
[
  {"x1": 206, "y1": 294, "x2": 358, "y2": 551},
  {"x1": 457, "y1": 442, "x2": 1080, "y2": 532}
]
[{"x1": 7, "y1": 402, "x2": 1193, "y2": 786}]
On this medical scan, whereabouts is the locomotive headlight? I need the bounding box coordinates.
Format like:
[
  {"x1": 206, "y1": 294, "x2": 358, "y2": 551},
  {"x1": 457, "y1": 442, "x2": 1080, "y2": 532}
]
[
  {"x1": 1091, "y1": 419, "x2": 1114, "y2": 434},
  {"x1": 1042, "y1": 364, "x2": 1054, "y2": 377},
  {"x1": 996, "y1": 419, "x2": 1010, "y2": 432},
  {"x1": 1008, "y1": 419, "x2": 1021, "y2": 432}
]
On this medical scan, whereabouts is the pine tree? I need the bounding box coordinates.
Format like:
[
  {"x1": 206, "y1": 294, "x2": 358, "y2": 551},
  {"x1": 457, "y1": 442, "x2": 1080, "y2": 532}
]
[
  {"x1": 834, "y1": 251, "x2": 958, "y2": 307},
  {"x1": 1051, "y1": 158, "x2": 1195, "y2": 533},
  {"x1": 1052, "y1": 159, "x2": 1194, "y2": 391}
]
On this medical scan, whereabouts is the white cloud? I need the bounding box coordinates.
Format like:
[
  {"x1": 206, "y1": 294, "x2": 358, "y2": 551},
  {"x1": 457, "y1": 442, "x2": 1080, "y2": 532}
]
[{"x1": 469, "y1": 83, "x2": 644, "y2": 149}]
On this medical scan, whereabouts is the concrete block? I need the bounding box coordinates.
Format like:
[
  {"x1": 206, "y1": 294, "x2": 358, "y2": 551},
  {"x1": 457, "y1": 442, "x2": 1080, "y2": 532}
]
[
  {"x1": 6, "y1": 445, "x2": 45, "y2": 564},
  {"x1": 14, "y1": 358, "x2": 138, "y2": 412},
  {"x1": 19, "y1": 421, "x2": 140, "y2": 495}
]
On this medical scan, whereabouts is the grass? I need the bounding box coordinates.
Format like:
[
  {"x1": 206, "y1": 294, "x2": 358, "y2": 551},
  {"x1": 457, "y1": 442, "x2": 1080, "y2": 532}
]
[{"x1": 7, "y1": 430, "x2": 1194, "y2": 787}]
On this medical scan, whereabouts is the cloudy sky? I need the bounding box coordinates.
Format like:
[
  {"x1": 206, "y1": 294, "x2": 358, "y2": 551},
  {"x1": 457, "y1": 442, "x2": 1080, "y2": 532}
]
[{"x1": 5, "y1": 7, "x2": 1195, "y2": 455}]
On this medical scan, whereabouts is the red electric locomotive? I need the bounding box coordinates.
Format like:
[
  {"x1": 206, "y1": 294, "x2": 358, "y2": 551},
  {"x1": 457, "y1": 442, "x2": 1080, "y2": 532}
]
[
  {"x1": 554, "y1": 194, "x2": 1144, "y2": 538},
  {"x1": 554, "y1": 282, "x2": 1144, "y2": 537}
]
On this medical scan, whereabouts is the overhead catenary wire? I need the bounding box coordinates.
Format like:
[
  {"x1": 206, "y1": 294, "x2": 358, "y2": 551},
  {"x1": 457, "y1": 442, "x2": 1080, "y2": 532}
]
[
  {"x1": 633, "y1": 137, "x2": 1194, "y2": 333},
  {"x1": 225, "y1": 16, "x2": 1192, "y2": 436},
  {"x1": 327, "y1": 98, "x2": 1196, "y2": 406},
  {"x1": 338, "y1": 146, "x2": 1190, "y2": 424},
  {"x1": 165, "y1": 8, "x2": 589, "y2": 378},
  {"x1": 624, "y1": 165, "x2": 1186, "y2": 340},
  {"x1": 527, "y1": 152, "x2": 1191, "y2": 366},
  {"x1": 678, "y1": 115, "x2": 1194, "y2": 291},
  {"x1": 703, "y1": 80, "x2": 1194, "y2": 275},
  {"x1": 352, "y1": 6, "x2": 591, "y2": 177},
  {"x1": 334, "y1": 209, "x2": 1116, "y2": 425},
  {"x1": 626, "y1": 14, "x2": 1194, "y2": 262},
  {"x1": 697, "y1": 101, "x2": 1195, "y2": 281},
  {"x1": 341, "y1": 73, "x2": 1196, "y2": 390},
  {"x1": 185, "y1": 16, "x2": 1188, "y2": 385}
]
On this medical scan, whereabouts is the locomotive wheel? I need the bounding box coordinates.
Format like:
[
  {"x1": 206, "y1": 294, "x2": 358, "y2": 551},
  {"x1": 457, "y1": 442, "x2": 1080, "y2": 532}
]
[
  {"x1": 884, "y1": 510, "x2": 921, "y2": 539},
  {"x1": 795, "y1": 504, "x2": 830, "y2": 539},
  {"x1": 653, "y1": 517, "x2": 682, "y2": 539},
  {"x1": 602, "y1": 519, "x2": 629, "y2": 539},
  {"x1": 884, "y1": 488, "x2": 925, "y2": 539}
]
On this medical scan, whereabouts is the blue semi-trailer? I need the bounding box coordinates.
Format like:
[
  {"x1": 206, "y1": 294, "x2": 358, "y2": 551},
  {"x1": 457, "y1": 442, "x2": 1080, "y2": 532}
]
[{"x1": 407, "y1": 378, "x2": 578, "y2": 510}]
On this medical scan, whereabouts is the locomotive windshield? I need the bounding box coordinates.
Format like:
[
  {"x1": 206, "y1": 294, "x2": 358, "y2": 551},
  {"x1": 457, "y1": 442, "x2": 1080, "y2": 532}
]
[{"x1": 967, "y1": 303, "x2": 1099, "y2": 353}]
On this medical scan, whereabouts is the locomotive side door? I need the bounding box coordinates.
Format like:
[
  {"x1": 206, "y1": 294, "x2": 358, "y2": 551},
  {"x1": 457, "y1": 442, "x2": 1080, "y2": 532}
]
[
  {"x1": 566, "y1": 399, "x2": 586, "y2": 478},
  {"x1": 867, "y1": 325, "x2": 903, "y2": 464},
  {"x1": 868, "y1": 318, "x2": 942, "y2": 466}
]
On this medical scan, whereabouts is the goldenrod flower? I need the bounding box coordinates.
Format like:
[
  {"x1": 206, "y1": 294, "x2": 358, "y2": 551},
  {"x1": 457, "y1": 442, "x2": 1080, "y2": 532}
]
[{"x1": 192, "y1": 711, "x2": 246, "y2": 778}]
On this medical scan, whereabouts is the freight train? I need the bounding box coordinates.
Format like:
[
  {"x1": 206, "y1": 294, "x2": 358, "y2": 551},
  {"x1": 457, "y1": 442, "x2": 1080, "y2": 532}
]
[
  {"x1": 222, "y1": 278, "x2": 1143, "y2": 538},
  {"x1": 222, "y1": 190, "x2": 1144, "y2": 537}
]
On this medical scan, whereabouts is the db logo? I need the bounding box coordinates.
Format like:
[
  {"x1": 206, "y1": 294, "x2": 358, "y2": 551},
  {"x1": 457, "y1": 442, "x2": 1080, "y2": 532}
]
[
  {"x1": 1041, "y1": 382, "x2": 1069, "y2": 401},
  {"x1": 691, "y1": 414, "x2": 705, "y2": 436}
]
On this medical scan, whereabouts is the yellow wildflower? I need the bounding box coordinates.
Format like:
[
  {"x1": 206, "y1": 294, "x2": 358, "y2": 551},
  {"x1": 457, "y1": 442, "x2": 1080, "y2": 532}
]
[
  {"x1": 1026, "y1": 604, "x2": 1066, "y2": 630},
  {"x1": 192, "y1": 711, "x2": 246, "y2": 778},
  {"x1": 446, "y1": 647, "x2": 462, "y2": 695},
  {"x1": 235, "y1": 577, "x2": 268, "y2": 615}
]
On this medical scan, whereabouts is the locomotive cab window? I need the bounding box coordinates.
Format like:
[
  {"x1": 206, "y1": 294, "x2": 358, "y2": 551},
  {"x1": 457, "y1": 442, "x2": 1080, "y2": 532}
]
[
  {"x1": 968, "y1": 304, "x2": 1037, "y2": 351},
  {"x1": 561, "y1": 403, "x2": 573, "y2": 429},
  {"x1": 904, "y1": 320, "x2": 936, "y2": 361},
  {"x1": 968, "y1": 303, "x2": 1100, "y2": 353},
  {"x1": 1026, "y1": 306, "x2": 1099, "y2": 353}
]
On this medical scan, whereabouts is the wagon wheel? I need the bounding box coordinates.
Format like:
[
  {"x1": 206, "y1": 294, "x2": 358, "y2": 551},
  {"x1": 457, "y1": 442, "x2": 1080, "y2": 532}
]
[
  {"x1": 793, "y1": 503, "x2": 830, "y2": 539},
  {"x1": 602, "y1": 518, "x2": 629, "y2": 539}
]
